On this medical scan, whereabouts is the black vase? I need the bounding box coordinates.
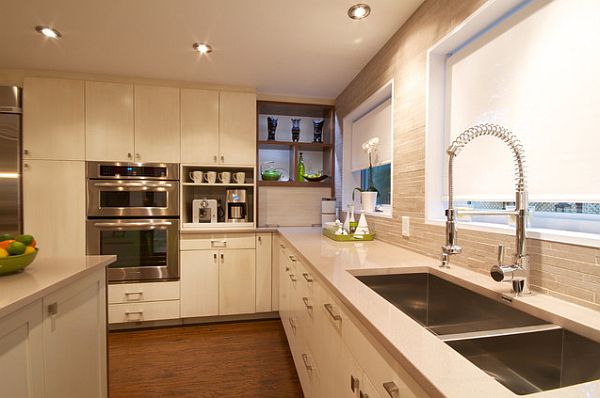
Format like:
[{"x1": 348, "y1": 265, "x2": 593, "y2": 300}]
[
  {"x1": 313, "y1": 119, "x2": 324, "y2": 143},
  {"x1": 291, "y1": 118, "x2": 301, "y2": 142},
  {"x1": 267, "y1": 116, "x2": 278, "y2": 141}
]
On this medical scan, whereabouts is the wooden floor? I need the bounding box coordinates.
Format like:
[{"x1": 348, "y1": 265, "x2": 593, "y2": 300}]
[{"x1": 108, "y1": 319, "x2": 303, "y2": 398}]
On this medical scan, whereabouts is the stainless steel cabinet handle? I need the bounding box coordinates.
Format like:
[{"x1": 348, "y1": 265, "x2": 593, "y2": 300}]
[
  {"x1": 211, "y1": 239, "x2": 227, "y2": 248},
  {"x1": 23, "y1": 163, "x2": 29, "y2": 169},
  {"x1": 23, "y1": 149, "x2": 29, "y2": 155},
  {"x1": 125, "y1": 310, "x2": 144, "y2": 321},
  {"x1": 220, "y1": 155, "x2": 224, "y2": 163},
  {"x1": 127, "y1": 152, "x2": 132, "y2": 159},
  {"x1": 302, "y1": 297, "x2": 312, "y2": 310},
  {"x1": 350, "y1": 375, "x2": 360, "y2": 392},
  {"x1": 288, "y1": 317, "x2": 296, "y2": 330},
  {"x1": 124, "y1": 291, "x2": 143, "y2": 300},
  {"x1": 302, "y1": 273, "x2": 313, "y2": 282},
  {"x1": 280, "y1": 244, "x2": 285, "y2": 249},
  {"x1": 220, "y1": 253, "x2": 224, "y2": 261},
  {"x1": 47, "y1": 302, "x2": 58, "y2": 316},
  {"x1": 383, "y1": 382, "x2": 400, "y2": 398},
  {"x1": 324, "y1": 303, "x2": 342, "y2": 321},
  {"x1": 301, "y1": 354, "x2": 313, "y2": 371},
  {"x1": 135, "y1": 153, "x2": 141, "y2": 160},
  {"x1": 289, "y1": 255, "x2": 295, "y2": 261},
  {"x1": 360, "y1": 391, "x2": 369, "y2": 398},
  {"x1": 93, "y1": 221, "x2": 172, "y2": 227},
  {"x1": 258, "y1": 236, "x2": 262, "y2": 243},
  {"x1": 285, "y1": 266, "x2": 290, "y2": 272},
  {"x1": 213, "y1": 155, "x2": 218, "y2": 163},
  {"x1": 213, "y1": 253, "x2": 217, "y2": 261},
  {"x1": 93, "y1": 182, "x2": 173, "y2": 188},
  {"x1": 289, "y1": 274, "x2": 297, "y2": 282}
]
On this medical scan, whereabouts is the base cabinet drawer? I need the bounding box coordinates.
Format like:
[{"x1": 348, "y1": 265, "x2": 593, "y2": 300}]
[
  {"x1": 108, "y1": 300, "x2": 180, "y2": 323},
  {"x1": 181, "y1": 233, "x2": 256, "y2": 250},
  {"x1": 108, "y1": 281, "x2": 180, "y2": 304}
]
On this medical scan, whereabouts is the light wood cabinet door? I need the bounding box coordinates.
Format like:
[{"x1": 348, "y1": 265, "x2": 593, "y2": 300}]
[
  {"x1": 85, "y1": 81, "x2": 134, "y2": 161},
  {"x1": 180, "y1": 88, "x2": 219, "y2": 164},
  {"x1": 0, "y1": 301, "x2": 44, "y2": 398},
  {"x1": 218, "y1": 91, "x2": 256, "y2": 165},
  {"x1": 23, "y1": 160, "x2": 86, "y2": 258},
  {"x1": 180, "y1": 250, "x2": 219, "y2": 318},
  {"x1": 23, "y1": 77, "x2": 85, "y2": 160},
  {"x1": 43, "y1": 270, "x2": 106, "y2": 398},
  {"x1": 134, "y1": 84, "x2": 180, "y2": 163},
  {"x1": 219, "y1": 249, "x2": 256, "y2": 315},
  {"x1": 255, "y1": 233, "x2": 272, "y2": 312}
]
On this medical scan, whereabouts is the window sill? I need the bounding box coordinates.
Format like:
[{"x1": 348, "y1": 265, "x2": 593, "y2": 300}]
[
  {"x1": 426, "y1": 218, "x2": 600, "y2": 249},
  {"x1": 365, "y1": 210, "x2": 392, "y2": 219}
]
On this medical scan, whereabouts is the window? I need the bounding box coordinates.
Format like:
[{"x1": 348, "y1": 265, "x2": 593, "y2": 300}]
[
  {"x1": 426, "y1": 0, "x2": 600, "y2": 245},
  {"x1": 342, "y1": 81, "x2": 393, "y2": 216}
]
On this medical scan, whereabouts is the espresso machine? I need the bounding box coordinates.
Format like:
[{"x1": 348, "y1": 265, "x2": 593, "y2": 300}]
[{"x1": 226, "y1": 189, "x2": 248, "y2": 223}]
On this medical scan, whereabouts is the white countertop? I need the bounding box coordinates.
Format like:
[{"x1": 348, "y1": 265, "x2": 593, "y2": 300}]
[
  {"x1": 278, "y1": 227, "x2": 600, "y2": 398},
  {"x1": 0, "y1": 255, "x2": 116, "y2": 319}
]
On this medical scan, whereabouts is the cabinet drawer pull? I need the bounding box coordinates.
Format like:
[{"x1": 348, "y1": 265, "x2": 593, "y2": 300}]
[
  {"x1": 280, "y1": 244, "x2": 285, "y2": 249},
  {"x1": 213, "y1": 253, "x2": 218, "y2": 262},
  {"x1": 125, "y1": 310, "x2": 144, "y2": 321},
  {"x1": 124, "y1": 291, "x2": 143, "y2": 300},
  {"x1": 285, "y1": 266, "x2": 290, "y2": 272},
  {"x1": 324, "y1": 303, "x2": 342, "y2": 321},
  {"x1": 47, "y1": 302, "x2": 58, "y2": 316},
  {"x1": 211, "y1": 239, "x2": 227, "y2": 248},
  {"x1": 213, "y1": 155, "x2": 218, "y2": 163},
  {"x1": 288, "y1": 317, "x2": 297, "y2": 330},
  {"x1": 135, "y1": 153, "x2": 141, "y2": 160},
  {"x1": 24, "y1": 149, "x2": 29, "y2": 155},
  {"x1": 302, "y1": 297, "x2": 313, "y2": 310},
  {"x1": 302, "y1": 272, "x2": 313, "y2": 282},
  {"x1": 288, "y1": 255, "x2": 296, "y2": 262},
  {"x1": 360, "y1": 392, "x2": 369, "y2": 398},
  {"x1": 221, "y1": 253, "x2": 224, "y2": 261},
  {"x1": 220, "y1": 155, "x2": 224, "y2": 162},
  {"x1": 258, "y1": 236, "x2": 262, "y2": 243},
  {"x1": 383, "y1": 381, "x2": 400, "y2": 398},
  {"x1": 301, "y1": 354, "x2": 313, "y2": 371},
  {"x1": 127, "y1": 152, "x2": 132, "y2": 159},
  {"x1": 289, "y1": 274, "x2": 297, "y2": 282},
  {"x1": 350, "y1": 375, "x2": 360, "y2": 392}
]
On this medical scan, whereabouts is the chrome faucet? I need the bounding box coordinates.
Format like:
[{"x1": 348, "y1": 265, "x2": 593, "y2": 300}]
[{"x1": 441, "y1": 124, "x2": 530, "y2": 295}]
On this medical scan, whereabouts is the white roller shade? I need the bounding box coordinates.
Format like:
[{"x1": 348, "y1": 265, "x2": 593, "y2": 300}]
[
  {"x1": 351, "y1": 98, "x2": 392, "y2": 172},
  {"x1": 446, "y1": 0, "x2": 600, "y2": 202}
]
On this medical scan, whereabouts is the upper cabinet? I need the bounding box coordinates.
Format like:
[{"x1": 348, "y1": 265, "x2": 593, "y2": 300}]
[
  {"x1": 134, "y1": 85, "x2": 180, "y2": 163},
  {"x1": 85, "y1": 81, "x2": 134, "y2": 162},
  {"x1": 23, "y1": 77, "x2": 85, "y2": 161},
  {"x1": 219, "y1": 92, "x2": 256, "y2": 166},
  {"x1": 180, "y1": 89, "x2": 219, "y2": 164}
]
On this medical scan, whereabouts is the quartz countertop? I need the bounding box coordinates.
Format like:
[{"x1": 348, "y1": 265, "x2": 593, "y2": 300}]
[
  {"x1": 180, "y1": 226, "x2": 278, "y2": 234},
  {"x1": 0, "y1": 255, "x2": 115, "y2": 319},
  {"x1": 278, "y1": 227, "x2": 600, "y2": 398}
]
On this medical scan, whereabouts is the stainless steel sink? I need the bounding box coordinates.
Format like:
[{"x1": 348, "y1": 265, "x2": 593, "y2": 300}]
[
  {"x1": 356, "y1": 273, "x2": 547, "y2": 335},
  {"x1": 447, "y1": 328, "x2": 600, "y2": 395},
  {"x1": 355, "y1": 272, "x2": 600, "y2": 394}
]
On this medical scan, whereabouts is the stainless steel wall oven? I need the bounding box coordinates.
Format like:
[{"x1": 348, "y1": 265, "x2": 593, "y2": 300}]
[{"x1": 86, "y1": 162, "x2": 180, "y2": 283}]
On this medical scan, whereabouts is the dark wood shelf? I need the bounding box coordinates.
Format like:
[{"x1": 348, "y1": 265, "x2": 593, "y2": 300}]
[
  {"x1": 257, "y1": 140, "x2": 332, "y2": 150},
  {"x1": 258, "y1": 180, "x2": 332, "y2": 188},
  {"x1": 257, "y1": 101, "x2": 334, "y2": 118}
]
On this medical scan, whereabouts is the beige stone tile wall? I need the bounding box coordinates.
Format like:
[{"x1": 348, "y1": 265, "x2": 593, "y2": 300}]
[{"x1": 335, "y1": 0, "x2": 600, "y2": 310}]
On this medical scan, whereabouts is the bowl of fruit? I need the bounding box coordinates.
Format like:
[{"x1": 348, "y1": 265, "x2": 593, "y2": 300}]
[
  {"x1": 0, "y1": 234, "x2": 38, "y2": 275},
  {"x1": 303, "y1": 172, "x2": 329, "y2": 182}
]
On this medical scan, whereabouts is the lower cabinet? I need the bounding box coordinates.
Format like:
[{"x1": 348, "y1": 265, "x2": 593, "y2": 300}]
[
  {"x1": 278, "y1": 243, "x2": 427, "y2": 398},
  {"x1": 219, "y1": 248, "x2": 256, "y2": 315},
  {"x1": 108, "y1": 281, "x2": 180, "y2": 324},
  {"x1": 0, "y1": 268, "x2": 107, "y2": 398}
]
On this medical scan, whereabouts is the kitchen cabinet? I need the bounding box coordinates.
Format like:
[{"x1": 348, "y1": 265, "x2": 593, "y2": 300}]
[
  {"x1": 219, "y1": 248, "x2": 256, "y2": 315},
  {"x1": 23, "y1": 160, "x2": 86, "y2": 258},
  {"x1": 134, "y1": 84, "x2": 180, "y2": 163},
  {"x1": 85, "y1": 81, "x2": 134, "y2": 161},
  {"x1": 0, "y1": 301, "x2": 44, "y2": 398},
  {"x1": 23, "y1": 77, "x2": 85, "y2": 161},
  {"x1": 0, "y1": 267, "x2": 106, "y2": 398},
  {"x1": 43, "y1": 270, "x2": 107, "y2": 398},
  {"x1": 180, "y1": 250, "x2": 219, "y2": 318},
  {"x1": 108, "y1": 281, "x2": 181, "y2": 324},
  {"x1": 180, "y1": 88, "x2": 219, "y2": 164},
  {"x1": 255, "y1": 232, "x2": 272, "y2": 312},
  {"x1": 219, "y1": 91, "x2": 256, "y2": 166}
]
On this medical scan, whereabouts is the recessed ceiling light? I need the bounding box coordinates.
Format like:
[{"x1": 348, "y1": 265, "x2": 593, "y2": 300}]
[
  {"x1": 193, "y1": 42, "x2": 213, "y2": 54},
  {"x1": 348, "y1": 4, "x2": 371, "y2": 20},
  {"x1": 35, "y1": 25, "x2": 62, "y2": 39}
]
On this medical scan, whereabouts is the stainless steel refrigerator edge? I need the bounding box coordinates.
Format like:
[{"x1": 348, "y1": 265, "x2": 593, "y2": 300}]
[{"x1": 0, "y1": 86, "x2": 22, "y2": 235}]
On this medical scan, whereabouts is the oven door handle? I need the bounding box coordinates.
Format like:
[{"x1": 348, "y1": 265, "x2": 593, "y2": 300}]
[
  {"x1": 93, "y1": 182, "x2": 173, "y2": 188},
  {"x1": 93, "y1": 221, "x2": 173, "y2": 228}
]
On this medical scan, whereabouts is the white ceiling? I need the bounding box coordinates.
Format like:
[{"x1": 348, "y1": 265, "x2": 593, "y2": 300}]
[{"x1": 0, "y1": 0, "x2": 423, "y2": 99}]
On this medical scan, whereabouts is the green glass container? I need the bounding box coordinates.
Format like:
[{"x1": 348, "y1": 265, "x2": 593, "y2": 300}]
[{"x1": 297, "y1": 152, "x2": 305, "y2": 182}]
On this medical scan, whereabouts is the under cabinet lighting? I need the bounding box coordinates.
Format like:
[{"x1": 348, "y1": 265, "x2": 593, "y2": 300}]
[
  {"x1": 193, "y1": 42, "x2": 213, "y2": 54},
  {"x1": 348, "y1": 4, "x2": 371, "y2": 20},
  {"x1": 35, "y1": 25, "x2": 62, "y2": 39}
]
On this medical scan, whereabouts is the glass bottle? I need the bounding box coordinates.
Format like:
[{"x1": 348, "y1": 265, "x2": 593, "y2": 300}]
[{"x1": 297, "y1": 152, "x2": 305, "y2": 182}]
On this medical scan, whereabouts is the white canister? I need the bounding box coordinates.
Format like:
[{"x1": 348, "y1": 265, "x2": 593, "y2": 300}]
[{"x1": 361, "y1": 191, "x2": 378, "y2": 213}]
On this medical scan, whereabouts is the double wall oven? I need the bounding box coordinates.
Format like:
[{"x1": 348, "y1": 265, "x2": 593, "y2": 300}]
[{"x1": 86, "y1": 162, "x2": 180, "y2": 283}]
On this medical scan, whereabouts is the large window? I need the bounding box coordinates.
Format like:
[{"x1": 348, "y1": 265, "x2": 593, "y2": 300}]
[
  {"x1": 360, "y1": 164, "x2": 391, "y2": 205},
  {"x1": 426, "y1": 0, "x2": 600, "y2": 245}
]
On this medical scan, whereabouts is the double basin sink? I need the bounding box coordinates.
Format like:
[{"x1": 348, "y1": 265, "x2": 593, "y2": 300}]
[{"x1": 356, "y1": 273, "x2": 600, "y2": 395}]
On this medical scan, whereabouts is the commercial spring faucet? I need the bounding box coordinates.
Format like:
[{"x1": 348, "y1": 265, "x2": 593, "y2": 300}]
[{"x1": 440, "y1": 124, "x2": 530, "y2": 295}]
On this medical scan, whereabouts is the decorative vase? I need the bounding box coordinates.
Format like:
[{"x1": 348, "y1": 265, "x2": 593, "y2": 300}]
[
  {"x1": 267, "y1": 116, "x2": 278, "y2": 141},
  {"x1": 361, "y1": 191, "x2": 378, "y2": 213},
  {"x1": 312, "y1": 119, "x2": 324, "y2": 143},
  {"x1": 291, "y1": 118, "x2": 301, "y2": 142}
]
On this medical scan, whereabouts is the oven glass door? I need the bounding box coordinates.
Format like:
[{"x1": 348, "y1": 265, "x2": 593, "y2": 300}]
[
  {"x1": 87, "y1": 180, "x2": 179, "y2": 217},
  {"x1": 87, "y1": 219, "x2": 179, "y2": 282}
]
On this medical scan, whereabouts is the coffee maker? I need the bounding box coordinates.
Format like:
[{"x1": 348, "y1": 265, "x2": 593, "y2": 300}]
[{"x1": 226, "y1": 189, "x2": 247, "y2": 223}]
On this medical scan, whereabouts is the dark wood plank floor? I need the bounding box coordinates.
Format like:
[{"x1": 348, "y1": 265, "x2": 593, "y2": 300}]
[{"x1": 108, "y1": 319, "x2": 303, "y2": 398}]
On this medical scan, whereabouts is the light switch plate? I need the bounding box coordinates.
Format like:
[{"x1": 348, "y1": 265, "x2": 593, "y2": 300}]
[{"x1": 402, "y1": 216, "x2": 410, "y2": 237}]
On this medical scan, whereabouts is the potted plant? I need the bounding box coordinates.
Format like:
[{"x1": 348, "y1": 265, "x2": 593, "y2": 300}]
[{"x1": 353, "y1": 138, "x2": 379, "y2": 212}]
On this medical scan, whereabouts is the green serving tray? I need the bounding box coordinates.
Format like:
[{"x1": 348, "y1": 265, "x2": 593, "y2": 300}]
[{"x1": 323, "y1": 228, "x2": 375, "y2": 242}]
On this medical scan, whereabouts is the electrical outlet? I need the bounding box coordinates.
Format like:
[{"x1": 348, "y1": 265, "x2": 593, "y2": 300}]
[{"x1": 402, "y1": 216, "x2": 410, "y2": 237}]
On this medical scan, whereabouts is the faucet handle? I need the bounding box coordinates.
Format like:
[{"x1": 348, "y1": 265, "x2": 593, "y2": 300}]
[{"x1": 497, "y1": 243, "x2": 505, "y2": 265}]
